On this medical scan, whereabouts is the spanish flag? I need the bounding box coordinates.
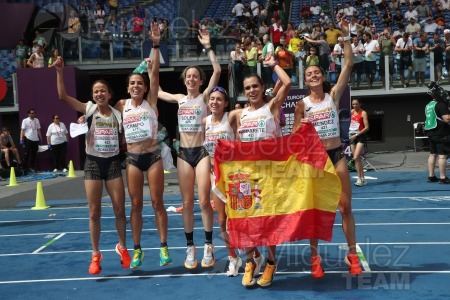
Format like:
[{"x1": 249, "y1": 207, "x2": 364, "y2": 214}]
[{"x1": 213, "y1": 123, "x2": 341, "y2": 249}]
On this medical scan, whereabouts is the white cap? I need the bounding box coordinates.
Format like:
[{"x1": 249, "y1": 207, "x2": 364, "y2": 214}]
[{"x1": 444, "y1": 29, "x2": 450, "y2": 34}]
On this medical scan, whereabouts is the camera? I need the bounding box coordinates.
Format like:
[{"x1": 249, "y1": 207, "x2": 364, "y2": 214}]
[
  {"x1": 299, "y1": 36, "x2": 305, "y2": 40},
  {"x1": 427, "y1": 81, "x2": 450, "y2": 103}
]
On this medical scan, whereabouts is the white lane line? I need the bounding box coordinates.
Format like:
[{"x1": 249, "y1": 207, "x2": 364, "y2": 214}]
[
  {"x1": 32, "y1": 233, "x2": 66, "y2": 254},
  {"x1": 2, "y1": 221, "x2": 450, "y2": 238},
  {"x1": 2, "y1": 242, "x2": 450, "y2": 257},
  {"x1": 356, "y1": 244, "x2": 371, "y2": 272},
  {"x1": 1, "y1": 270, "x2": 450, "y2": 285},
  {"x1": 2, "y1": 207, "x2": 450, "y2": 225}
]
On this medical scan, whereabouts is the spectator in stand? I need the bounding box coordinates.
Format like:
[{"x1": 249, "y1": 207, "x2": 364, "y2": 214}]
[
  {"x1": 416, "y1": 0, "x2": 431, "y2": 17},
  {"x1": 78, "y1": 0, "x2": 90, "y2": 34},
  {"x1": 46, "y1": 114, "x2": 69, "y2": 172},
  {"x1": 332, "y1": 37, "x2": 345, "y2": 81},
  {"x1": 231, "y1": 43, "x2": 245, "y2": 93},
  {"x1": 270, "y1": 18, "x2": 283, "y2": 49},
  {"x1": 310, "y1": 23, "x2": 324, "y2": 40},
  {"x1": 344, "y1": 1, "x2": 359, "y2": 17},
  {"x1": 349, "y1": 16, "x2": 364, "y2": 37},
  {"x1": 378, "y1": 29, "x2": 396, "y2": 88},
  {"x1": 393, "y1": 8, "x2": 405, "y2": 26},
  {"x1": 304, "y1": 33, "x2": 331, "y2": 72},
  {"x1": 132, "y1": 12, "x2": 144, "y2": 38},
  {"x1": 15, "y1": 39, "x2": 28, "y2": 69},
  {"x1": 360, "y1": 15, "x2": 374, "y2": 33},
  {"x1": 300, "y1": 3, "x2": 312, "y2": 18},
  {"x1": 117, "y1": 19, "x2": 131, "y2": 58},
  {"x1": 260, "y1": 34, "x2": 275, "y2": 89},
  {"x1": 1, "y1": 127, "x2": 22, "y2": 169},
  {"x1": 297, "y1": 17, "x2": 312, "y2": 34},
  {"x1": 389, "y1": 0, "x2": 400, "y2": 10},
  {"x1": 93, "y1": 3, "x2": 105, "y2": 29},
  {"x1": 250, "y1": 0, "x2": 259, "y2": 18},
  {"x1": 27, "y1": 45, "x2": 45, "y2": 68},
  {"x1": 232, "y1": 0, "x2": 245, "y2": 23},
  {"x1": 319, "y1": 13, "x2": 330, "y2": 27},
  {"x1": 20, "y1": 109, "x2": 42, "y2": 174},
  {"x1": 381, "y1": 9, "x2": 392, "y2": 27},
  {"x1": 412, "y1": 32, "x2": 429, "y2": 87},
  {"x1": 420, "y1": 16, "x2": 442, "y2": 34},
  {"x1": 363, "y1": 31, "x2": 380, "y2": 89},
  {"x1": 275, "y1": 35, "x2": 295, "y2": 77},
  {"x1": 285, "y1": 22, "x2": 295, "y2": 44},
  {"x1": 351, "y1": 36, "x2": 365, "y2": 88},
  {"x1": 430, "y1": 1, "x2": 440, "y2": 14},
  {"x1": 289, "y1": 30, "x2": 303, "y2": 56},
  {"x1": 406, "y1": 17, "x2": 421, "y2": 40},
  {"x1": 159, "y1": 19, "x2": 170, "y2": 41},
  {"x1": 435, "y1": 9, "x2": 447, "y2": 26},
  {"x1": 133, "y1": 2, "x2": 146, "y2": 19},
  {"x1": 394, "y1": 32, "x2": 413, "y2": 87},
  {"x1": 325, "y1": 22, "x2": 342, "y2": 50},
  {"x1": 48, "y1": 49, "x2": 59, "y2": 67},
  {"x1": 94, "y1": 24, "x2": 111, "y2": 59},
  {"x1": 269, "y1": 0, "x2": 286, "y2": 21},
  {"x1": 243, "y1": 40, "x2": 257, "y2": 77},
  {"x1": 310, "y1": 1, "x2": 322, "y2": 15},
  {"x1": 305, "y1": 46, "x2": 320, "y2": 67},
  {"x1": 107, "y1": 0, "x2": 118, "y2": 25},
  {"x1": 322, "y1": 1, "x2": 332, "y2": 14},
  {"x1": 393, "y1": 23, "x2": 406, "y2": 39},
  {"x1": 404, "y1": 5, "x2": 418, "y2": 20},
  {"x1": 259, "y1": 4, "x2": 268, "y2": 25},
  {"x1": 33, "y1": 30, "x2": 48, "y2": 53},
  {"x1": 430, "y1": 32, "x2": 445, "y2": 80},
  {"x1": 371, "y1": 25, "x2": 380, "y2": 40},
  {"x1": 296, "y1": 43, "x2": 307, "y2": 67},
  {"x1": 377, "y1": 0, "x2": 389, "y2": 11},
  {"x1": 365, "y1": 1, "x2": 380, "y2": 16},
  {"x1": 258, "y1": 20, "x2": 269, "y2": 39},
  {"x1": 440, "y1": 0, "x2": 450, "y2": 10}
]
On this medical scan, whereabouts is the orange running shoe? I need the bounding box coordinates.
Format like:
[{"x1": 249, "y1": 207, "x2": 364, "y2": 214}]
[
  {"x1": 88, "y1": 253, "x2": 103, "y2": 275},
  {"x1": 345, "y1": 253, "x2": 363, "y2": 275},
  {"x1": 311, "y1": 255, "x2": 325, "y2": 279},
  {"x1": 175, "y1": 206, "x2": 184, "y2": 213},
  {"x1": 115, "y1": 243, "x2": 131, "y2": 268}
]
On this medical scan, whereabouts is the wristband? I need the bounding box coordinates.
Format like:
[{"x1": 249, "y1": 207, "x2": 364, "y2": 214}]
[
  {"x1": 343, "y1": 35, "x2": 352, "y2": 42},
  {"x1": 204, "y1": 47, "x2": 212, "y2": 53},
  {"x1": 153, "y1": 45, "x2": 160, "y2": 49},
  {"x1": 271, "y1": 61, "x2": 279, "y2": 69}
]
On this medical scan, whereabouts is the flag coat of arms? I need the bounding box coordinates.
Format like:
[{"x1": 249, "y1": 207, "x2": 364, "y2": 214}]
[{"x1": 213, "y1": 123, "x2": 341, "y2": 249}]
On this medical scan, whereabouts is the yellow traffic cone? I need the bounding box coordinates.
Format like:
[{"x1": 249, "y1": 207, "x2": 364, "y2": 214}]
[
  {"x1": 7, "y1": 167, "x2": 19, "y2": 187},
  {"x1": 32, "y1": 182, "x2": 50, "y2": 210},
  {"x1": 67, "y1": 160, "x2": 76, "y2": 178}
]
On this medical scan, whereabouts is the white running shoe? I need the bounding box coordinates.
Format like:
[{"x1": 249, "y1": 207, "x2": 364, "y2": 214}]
[
  {"x1": 361, "y1": 178, "x2": 367, "y2": 186},
  {"x1": 354, "y1": 178, "x2": 363, "y2": 187},
  {"x1": 201, "y1": 243, "x2": 215, "y2": 268},
  {"x1": 184, "y1": 246, "x2": 197, "y2": 269},
  {"x1": 227, "y1": 256, "x2": 242, "y2": 277},
  {"x1": 253, "y1": 253, "x2": 265, "y2": 276}
]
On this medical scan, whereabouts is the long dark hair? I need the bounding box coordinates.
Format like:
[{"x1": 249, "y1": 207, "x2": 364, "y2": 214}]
[{"x1": 304, "y1": 66, "x2": 332, "y2": 94}]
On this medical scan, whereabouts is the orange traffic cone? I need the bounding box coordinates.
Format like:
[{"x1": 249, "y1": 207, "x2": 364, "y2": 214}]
[
  {"x1": 67, "y1": 160, "x2": 76, "y2": 178},
  {"x1": 31, "y1": 182, "x2": 50, "y2": 210},
  {"x1": 7, "y1": 167, "x2": 19, "y2": 187}
]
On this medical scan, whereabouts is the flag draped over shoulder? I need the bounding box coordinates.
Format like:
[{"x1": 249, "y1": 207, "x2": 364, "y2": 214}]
[{"x1": 213, "y1": 123, "x2": 341, "y2": 249}]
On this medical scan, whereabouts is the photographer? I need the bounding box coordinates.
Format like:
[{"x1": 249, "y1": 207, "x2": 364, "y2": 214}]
[{"x1": 424, "y1": 82, "x2": 450, "y2": 184}]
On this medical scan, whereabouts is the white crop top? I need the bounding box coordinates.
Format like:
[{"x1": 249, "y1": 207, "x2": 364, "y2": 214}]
[
  {"x1": 178, "y1": 95, "x2": 207, "y2": 133},
  {"x1": 122, "y1": 99, "x2": 158, "y2": 143},
  {"x1": 238, "y1": 103, "x2": 281, "y2": 142},
  {"x1": 302, "y1": 93, "x2": 340, "y2": 140},
  {"x1": 204, "y1": 112, "x2": 235, "y2": 157},
  {"x1": 86, "y1": 110, "x2": 120, "y2": 157}
]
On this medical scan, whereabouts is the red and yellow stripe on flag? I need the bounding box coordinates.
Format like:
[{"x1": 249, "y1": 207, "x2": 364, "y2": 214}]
[{"x1": 213, "y1": 123, "x2": 341, "y2": 249}]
